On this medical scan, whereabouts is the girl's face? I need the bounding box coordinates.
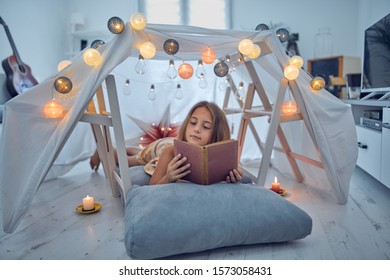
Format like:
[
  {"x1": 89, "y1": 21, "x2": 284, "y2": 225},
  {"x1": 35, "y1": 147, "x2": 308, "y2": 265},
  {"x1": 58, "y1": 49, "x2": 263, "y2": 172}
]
[{"x1": 185, "y1": 106, "x2": 213, "y2": 146}]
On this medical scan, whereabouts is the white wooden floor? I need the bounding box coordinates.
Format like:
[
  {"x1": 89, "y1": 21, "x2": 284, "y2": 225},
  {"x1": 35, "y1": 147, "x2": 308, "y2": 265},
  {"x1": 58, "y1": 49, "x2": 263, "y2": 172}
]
[{"x1": 0, "y1": 159, "x2": 389, "y2": 260}]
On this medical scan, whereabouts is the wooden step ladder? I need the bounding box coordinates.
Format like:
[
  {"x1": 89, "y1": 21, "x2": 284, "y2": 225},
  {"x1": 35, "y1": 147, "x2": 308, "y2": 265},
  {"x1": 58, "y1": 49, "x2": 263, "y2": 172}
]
[{"x1": 224, "y1": 59, "x2": 324, "y2": 186}]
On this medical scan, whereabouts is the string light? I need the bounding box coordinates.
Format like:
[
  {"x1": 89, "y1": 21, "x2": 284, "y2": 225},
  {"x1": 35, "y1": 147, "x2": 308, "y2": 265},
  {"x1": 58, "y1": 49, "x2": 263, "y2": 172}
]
[
  {"x1": 195, "y1": 60, "x2": 206, "y2": 79},
  {"x1": 201, "y1": 47, "x2": 216, "y2": 64},
  {"x1": 238, "y1": 39, "x2": 254, "y2": 55},
  {"x1": 130, "y1": 13, "x2": 147, "y2": 30},
  {"x1": 166, "y1": 60, "x2": 177, "y2": 79},
  {"x1": 178, "y1": 63, "x2": 194, "y2": 79},
  {"x1": 57, "y1": 60, "x2": 72, "y2": 71},
  {"x1": 107, "y1": 16, "x2": 124, "y2": 34},
  {"x1": 83, "y1": 48, "x2": 102, "y2": 66},
  {"x1": 54, "y1": 76, "x2": 72, "y2": 94},
  {"x1": 135, "y1": 55, "x2": 146, "y2": 75},
  {"x1": 140, "y1": 42, "x2": 156, "y2": 59},
  {"x1": 284, "y1": 65, "x2": 300, "y2": 80},
  {"x1": 163, "y1": 39, "x2": 179, "y2": 55},
  {"x1": 43, "y1": 99, "x2": 64, "y2": 118}
]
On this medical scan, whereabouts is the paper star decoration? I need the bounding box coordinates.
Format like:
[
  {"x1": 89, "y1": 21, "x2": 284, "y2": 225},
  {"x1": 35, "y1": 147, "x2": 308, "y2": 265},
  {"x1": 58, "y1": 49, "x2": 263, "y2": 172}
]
[{"x1": 127, "y1": 105, "x2": 180, "y2": 148}]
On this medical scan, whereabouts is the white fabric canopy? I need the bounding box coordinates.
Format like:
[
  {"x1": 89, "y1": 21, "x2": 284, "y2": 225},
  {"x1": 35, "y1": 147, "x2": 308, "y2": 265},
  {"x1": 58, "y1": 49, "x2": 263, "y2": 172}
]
[{"x1": 0, "y1": 23, "x2": 358, "y2": 233}]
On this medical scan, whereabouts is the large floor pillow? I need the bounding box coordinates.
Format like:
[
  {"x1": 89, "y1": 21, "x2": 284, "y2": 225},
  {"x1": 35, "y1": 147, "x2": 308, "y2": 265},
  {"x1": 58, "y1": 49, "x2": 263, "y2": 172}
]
[{"x1": 124, "y1": 168, "x2": 312, "y2": 259}]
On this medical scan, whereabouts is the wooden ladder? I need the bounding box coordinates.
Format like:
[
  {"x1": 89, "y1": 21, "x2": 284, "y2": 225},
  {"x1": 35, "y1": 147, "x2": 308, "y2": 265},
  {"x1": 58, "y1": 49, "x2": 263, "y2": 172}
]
[
  {"x1": 224, "y1": 59, "x2": 324, "y2": 186},
  {"x1": 79, "y1": 75, "x2": 131, "y2": 204}
]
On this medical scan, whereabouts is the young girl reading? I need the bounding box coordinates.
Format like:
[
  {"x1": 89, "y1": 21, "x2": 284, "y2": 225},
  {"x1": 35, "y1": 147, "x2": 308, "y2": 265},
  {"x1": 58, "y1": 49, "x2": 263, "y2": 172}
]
[
  {"x1": 150, "y1": 101, "x2": 242, "y2": 185},
  {"x1": 90, "y1": 101, "x2": 242, "y2": 184}
]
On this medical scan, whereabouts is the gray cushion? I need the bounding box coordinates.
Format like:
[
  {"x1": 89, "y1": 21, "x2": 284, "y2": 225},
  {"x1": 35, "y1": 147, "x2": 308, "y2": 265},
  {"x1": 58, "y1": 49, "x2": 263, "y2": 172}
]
[{"x1": 124, "y1": 167, "x2": 312, "y2": 259}]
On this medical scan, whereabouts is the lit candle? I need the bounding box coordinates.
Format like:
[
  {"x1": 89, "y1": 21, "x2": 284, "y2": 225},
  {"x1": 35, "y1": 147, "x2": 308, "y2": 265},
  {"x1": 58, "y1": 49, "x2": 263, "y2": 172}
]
[
  {"x1": 82, "y1": 195, "x2": 95, "y2": 211},
  {"x1": 271, "y1": 176, "x2": 281, "y2": 193}
]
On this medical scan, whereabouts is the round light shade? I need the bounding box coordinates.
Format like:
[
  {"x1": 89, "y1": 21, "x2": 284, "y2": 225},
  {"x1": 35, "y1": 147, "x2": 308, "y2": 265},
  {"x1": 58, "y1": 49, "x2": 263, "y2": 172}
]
[
  {"x1": 238, "y1": 39, "x2": 254, "y2": 55},
  {"x1": 310, "y1": 76, "x2": 326, "y2": 91},
  {"x1": 130, "y1": 13, "x2": 147, "y2": 30},
  {"x1": 140, "y1": 42, "x2": 156, "y2": 59},
  {"x1": 214, "y1": 61, "x2": 229, "y2": 77},
  {"x1": 57, "y1": 60, "x2": 72, "y2": 71},
  {"x1": 201, "y1": 47, "x2": 216, "y2": 64},
  {"x1": 107, "y1": 16, "x2": 125, "y2": 34},
  {"x1": 276, "y1": 28, "x2": 289, "y2": 43},
  {"x1": 281, "y1": 99, "x2": 297, "y2": 114},
  {"x1": 90, "y1": 39, "x2": 105, "y2": 49},
  {"x1": 288, "y1": 55, "x2": 304, "y2": 69},
  {"x1": 163, "y1": 39, "x2": 179, "y2": 55},
  {"x1": 43, "y1": 99, "x2": 64, "y2": 118},
  {"x1": 283, "y1": 65, "x2": 300, "y2": 80},
  {"x1": 255, "y1": 23, "x2": 269, "y2": 31},
  {"x1": 247, "y1": 44, "x2": 261, "y2": 59},
  {"x1": 178, "y1": 63, "x2": 194, "y2": 79},
  {"x1": 54, "y1": 76, "x2": 72, "y2": 93},
  {"x1": 83, "y1": 48, "x2": 102, "y2": 66}
]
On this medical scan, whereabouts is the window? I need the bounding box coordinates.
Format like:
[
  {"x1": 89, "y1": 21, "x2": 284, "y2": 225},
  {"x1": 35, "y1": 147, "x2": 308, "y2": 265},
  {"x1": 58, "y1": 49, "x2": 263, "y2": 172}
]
[{"x1": 140, "y1": 0, "x2": 230, "y2": 29}]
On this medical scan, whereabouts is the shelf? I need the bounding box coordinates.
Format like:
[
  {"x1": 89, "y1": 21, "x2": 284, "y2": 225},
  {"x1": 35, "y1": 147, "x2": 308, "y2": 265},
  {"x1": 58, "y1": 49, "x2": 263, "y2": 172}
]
[{"x1": 344, "y1": 99, "x2": 390, "y2": 107}]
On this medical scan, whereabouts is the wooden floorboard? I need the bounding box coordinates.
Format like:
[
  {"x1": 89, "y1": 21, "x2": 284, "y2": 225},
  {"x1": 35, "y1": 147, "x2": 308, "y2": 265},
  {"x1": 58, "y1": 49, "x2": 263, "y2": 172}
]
[{"x1": 0, "y1": 160, "x2": 389, "y2": 260}]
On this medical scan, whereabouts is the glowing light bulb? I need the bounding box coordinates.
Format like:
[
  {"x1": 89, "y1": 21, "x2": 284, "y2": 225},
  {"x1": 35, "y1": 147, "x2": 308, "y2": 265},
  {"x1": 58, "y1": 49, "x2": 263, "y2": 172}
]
[
  {"x1": 140, "y1": 41, "x2": 156, "y2": 59},
  {"x1": 310, "y1": 76, "x2": 326, "y2": 92},
  {"x1": 247, "y1": 44, "x2": 261, "y2": 59},
  {"x1": 123, "y1": 79, "x2": 131, "y2": 96},
  {"x1": 195, "y1": 60, "x2": 206, "y2": 79},
  {"x1": 166, "y1": 60, "x2": 177, "y2": 79},
  {"x1": 43, "y1": 99, "x2": 64, "y2": 118},
  {"x1": 178, "y1": 63, "x2": 194, "y2": 79},
  {"x1": 130, "y1": 13, "x2": 147, "y2": 30},
  {"x1": 235, "y1": 81, "x2": 245, "y2": 101},
  {"x1": 57, "y1": 60, "x2": 71, "y2": 71},
  {"x1": 201, "y1": 47, "x2": 216, "y2": 64},
  {"x1": 238, "y1": 39, "x2": 254, "y2": 55},
  {"x1": 83, "y1": 48, "x2": 102, "y2": 66},
  {"x1": 148, "y1": 84, "x2": 156, "y2": 101},
  {"x1": 135, "y1": 55, "x2": 146, "y2": 75},
  {"x1": 288, "y1": 55, "x2": 304, "y2": 69},
  {"x1": 281, "y1": 99, "x2": 297, "y2": 114},
  {"x1": 175, "y1": 84, "x2": 183, "y2": 100},
  {"x1": 284, "y1": 65, "x2": 300, "y2": 80}
]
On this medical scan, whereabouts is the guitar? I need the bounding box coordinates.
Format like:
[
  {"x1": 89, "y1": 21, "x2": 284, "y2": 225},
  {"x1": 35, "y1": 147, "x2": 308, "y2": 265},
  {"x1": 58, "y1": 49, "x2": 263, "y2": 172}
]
[{"x1": 1, "y1": 16, "x2": 38, "y2": 97}]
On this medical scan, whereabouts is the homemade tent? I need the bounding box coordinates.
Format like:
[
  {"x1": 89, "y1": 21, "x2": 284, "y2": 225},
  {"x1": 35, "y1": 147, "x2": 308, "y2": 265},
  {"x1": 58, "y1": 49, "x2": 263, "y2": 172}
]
[{"x1": 0, "y1": 20, "x2": 358, "y2": 234}]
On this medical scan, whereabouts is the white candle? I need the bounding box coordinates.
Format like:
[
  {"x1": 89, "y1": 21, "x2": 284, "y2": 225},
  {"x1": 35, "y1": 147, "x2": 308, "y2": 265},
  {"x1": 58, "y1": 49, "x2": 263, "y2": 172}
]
[{"x1": 82, "y1": 195, "x2": 95, "y2": 211}]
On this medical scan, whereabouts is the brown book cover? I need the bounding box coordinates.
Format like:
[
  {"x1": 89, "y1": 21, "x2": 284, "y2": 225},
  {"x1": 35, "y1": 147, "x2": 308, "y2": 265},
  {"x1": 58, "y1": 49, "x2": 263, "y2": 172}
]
[{"x1": 173, "y1": 139, "x2": 238, "y2": 185}]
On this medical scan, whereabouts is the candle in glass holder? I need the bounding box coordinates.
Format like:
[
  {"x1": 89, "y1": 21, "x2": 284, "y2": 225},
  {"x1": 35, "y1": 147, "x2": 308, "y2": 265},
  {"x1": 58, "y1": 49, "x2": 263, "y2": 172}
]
[
  {"x1": 271, "y1": 176, "x2": 281, "y2": 193},
  {"x1": 82, "y1": 195, "x2": 95, "y2": 211}
]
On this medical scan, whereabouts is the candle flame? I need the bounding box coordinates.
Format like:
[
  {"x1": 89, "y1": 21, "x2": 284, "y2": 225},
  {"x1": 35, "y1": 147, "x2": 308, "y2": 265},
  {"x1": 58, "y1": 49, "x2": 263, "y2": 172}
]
[{"x1": 274, "y1": 176, "x2": 278, "y2": 183}]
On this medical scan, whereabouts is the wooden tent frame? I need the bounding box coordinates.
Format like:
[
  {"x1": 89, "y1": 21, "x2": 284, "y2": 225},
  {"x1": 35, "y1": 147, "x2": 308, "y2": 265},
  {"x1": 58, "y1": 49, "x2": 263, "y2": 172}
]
[
  {"x1": 79, "y1": 75, "x2": 131, "y2": 203},
  {"x1": 223, "y1": 59, "x2": 325, "y2": 186},
  {"x1": 81, "y1": 61, "x2": 328, "y2": 200}
]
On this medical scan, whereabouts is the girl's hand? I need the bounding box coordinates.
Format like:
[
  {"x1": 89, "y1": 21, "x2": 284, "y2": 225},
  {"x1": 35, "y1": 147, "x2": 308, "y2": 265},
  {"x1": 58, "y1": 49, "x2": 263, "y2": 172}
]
[
  {"x1": 226, "y1": 168, "x2": 243, "y2": 183},
  {"x1": 164, "y1": 153, "x2": 191, "y2": 183}
]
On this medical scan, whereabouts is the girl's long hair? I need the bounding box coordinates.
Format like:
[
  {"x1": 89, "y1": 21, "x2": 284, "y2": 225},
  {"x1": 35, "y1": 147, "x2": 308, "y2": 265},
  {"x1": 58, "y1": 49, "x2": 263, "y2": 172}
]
[{"x1": 177, "y1": 101, "x2": 231, "y2": 144}]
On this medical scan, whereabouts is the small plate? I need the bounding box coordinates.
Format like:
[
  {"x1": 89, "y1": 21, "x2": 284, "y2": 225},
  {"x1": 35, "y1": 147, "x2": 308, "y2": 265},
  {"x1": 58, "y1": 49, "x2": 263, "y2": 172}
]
[
  {"x1": 269, "y1": 187, "x2": 287, "y2": 196},
  {"x1": 76, "y1": 203, "x2": 102, "y2": 214}
]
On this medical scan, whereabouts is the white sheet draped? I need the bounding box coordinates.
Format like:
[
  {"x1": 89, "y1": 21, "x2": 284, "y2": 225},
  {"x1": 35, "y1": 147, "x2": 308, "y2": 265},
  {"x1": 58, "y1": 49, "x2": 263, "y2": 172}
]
[{"x1": 0, "y1": 23, "x2": 357, "y2": 234}]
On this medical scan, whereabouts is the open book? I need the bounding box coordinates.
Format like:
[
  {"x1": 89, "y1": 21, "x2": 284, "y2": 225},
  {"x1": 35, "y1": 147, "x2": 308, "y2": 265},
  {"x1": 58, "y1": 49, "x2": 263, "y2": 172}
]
[{"x1": 173, "y1": 139, "x2": 238, "y2": 185}]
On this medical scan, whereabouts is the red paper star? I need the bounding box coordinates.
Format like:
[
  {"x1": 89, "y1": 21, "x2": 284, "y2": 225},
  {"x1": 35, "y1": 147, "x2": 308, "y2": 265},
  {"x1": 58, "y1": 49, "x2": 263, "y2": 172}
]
[{"x1": 127, "y1": 105, "x2": 180, "y2": 148}]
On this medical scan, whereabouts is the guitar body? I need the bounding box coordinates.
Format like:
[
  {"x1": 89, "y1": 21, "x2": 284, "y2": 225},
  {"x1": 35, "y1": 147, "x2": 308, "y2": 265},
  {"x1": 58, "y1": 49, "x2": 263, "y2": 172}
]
[
  {"x1": 2, "y1": 55, "x2": 38, "y2": 97},
  {"x1": 1, "y1": 16, "x2": 39, "y2": 97}
]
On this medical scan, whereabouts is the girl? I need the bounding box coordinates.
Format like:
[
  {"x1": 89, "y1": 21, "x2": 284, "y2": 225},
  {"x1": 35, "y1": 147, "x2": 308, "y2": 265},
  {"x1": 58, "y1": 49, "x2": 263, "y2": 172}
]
[
  {"x1": 90, "y1": 101, "x2": 242, "y2": 185},
  {"x1": 149, "y1": 101, "x2": 242, "y2": 185}
]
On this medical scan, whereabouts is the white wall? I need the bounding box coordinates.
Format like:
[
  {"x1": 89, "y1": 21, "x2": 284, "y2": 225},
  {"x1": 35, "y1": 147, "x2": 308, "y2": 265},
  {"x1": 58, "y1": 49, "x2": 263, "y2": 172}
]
[{"x1": 0, "y1": 0, "x2": 389, "y2": 82}]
